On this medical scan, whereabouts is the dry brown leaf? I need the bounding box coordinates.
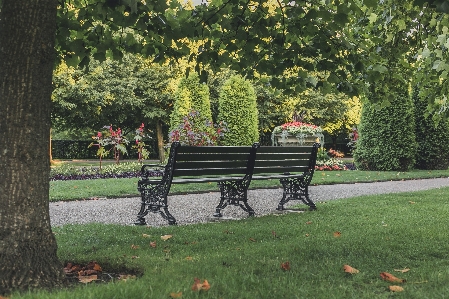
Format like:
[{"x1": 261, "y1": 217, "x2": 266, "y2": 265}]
[
  {"x1": 249, "y1": 238, "x2": 256, "y2": 242},
  {"x1": 185, "y1": 256, "x2": 193, "y2": 261},
  {"x1": 380, "y1": 272, "x2": 406, "y2": 283},
  {"x1": 142, "y1": 233, "x2": 151, "y2": 238},
  {"x1": 131, "y1": 256, "x2": 139, "y2": 259},
  {"x1": 92, "y1": 263, "x2": 102, "y2": 272},
  {"x1": 191, "y1": 278, "x2": 210, "y2": 291},
  {"x1": 202, "y1": 280, "x2": 210, "y2": 291},
  {"x1": 389, "y1": 285, "x2": 404, "y2": 292},
  {"x1": 78, "y1": 275, "x2": 97, "y2": 284},
  {"x1": 149, "y1": 241, "x2": 157, "y2": 248},
  {"x1": 394, "y1": 268, "x2": 410, "y2": 273},
  {"x1": 281, "y1": 261, "x2": 290, "y2": 271},
  {"x1": 409, "y1": 201, "x2": 416, "y2": 204},
  {"x1": 131, "y1": 244, "x2": 139, "y2": 249},
  {"x1": 343, "y1": 265, "x2": 360, "y2": 274},
  {"x1": 306, "y1": 221, "x2": 313, "y2": 224},
  {"x1": 161, "y1": 234, "x2": 173, "y2": 241},
  {"x1": 305, "y1": 234, "x2": 310, "y2": 237},
  {"x1": 170, "y1": 292, "x2": 183, "y2": 298},
  {"x1": 334, "y1": 231, "x2": 342, "y2": 238}
]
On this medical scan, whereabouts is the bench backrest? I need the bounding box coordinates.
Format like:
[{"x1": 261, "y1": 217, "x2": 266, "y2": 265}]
[
  {"x1": 172, "y1": 142, "x2": 260, "y2": 178},
  {"x1": 253, "y1": 143, "x2": 320, "y2": 177}
]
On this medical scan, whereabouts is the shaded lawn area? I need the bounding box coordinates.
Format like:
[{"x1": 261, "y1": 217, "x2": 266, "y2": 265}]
[{"x1": 16, "y1": 186, "x2": 449, "y2": 298}]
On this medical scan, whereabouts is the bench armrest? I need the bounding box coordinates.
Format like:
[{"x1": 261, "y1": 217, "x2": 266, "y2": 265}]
[{"x1": 140, "y1": 164, "x2": 165, "y2": 179}]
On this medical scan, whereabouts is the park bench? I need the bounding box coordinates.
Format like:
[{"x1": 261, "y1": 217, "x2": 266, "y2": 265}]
[
  {"x1": 134, "y1": 142, "x2": 260, "y2": 225},
  {"x1": 251, "y1": 143, "x2": 320, "y2": 211}
]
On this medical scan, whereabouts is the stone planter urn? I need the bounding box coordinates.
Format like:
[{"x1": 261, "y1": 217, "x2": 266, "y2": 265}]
[{"x1": 271, "y1": 122, "x2": 324, "y2": 148}]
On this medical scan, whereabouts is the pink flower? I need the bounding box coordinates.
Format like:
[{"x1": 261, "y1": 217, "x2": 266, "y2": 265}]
[{"x1": 97, "y1": 132, "x2": 102, "y2": 137}]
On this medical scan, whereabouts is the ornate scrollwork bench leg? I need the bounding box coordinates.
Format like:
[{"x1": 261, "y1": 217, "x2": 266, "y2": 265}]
[
  {"x1": 134, "y1": 180, "x2": 177, "y2": 225},
  {"x1": 277, "y1": 176, "x2": 317, "y2": 211},
  {"x1": 213, "y1": 180, "x2": 255, "y2": 218}
]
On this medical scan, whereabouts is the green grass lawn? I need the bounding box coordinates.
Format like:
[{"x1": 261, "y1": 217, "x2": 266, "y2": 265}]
[
  {"x1": 14, "y1": 186, "x2": 449, "y2": 298},
  {"x1": 49, "y1": 168, "x2": 449, "y2": 201}
]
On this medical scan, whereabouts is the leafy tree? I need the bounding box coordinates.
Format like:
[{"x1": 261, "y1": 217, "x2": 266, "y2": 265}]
[
  {"x1": 218, "y1": 75, "x2": 259, "y2": 145},
  {"x1": 169, "y1": 72, "x2": 212, "y2": 133},
  {"x1": 354, "y1": 79, "x2": 417, "y2": 171},
  {"x1": 413, "y1": 85, "x2": 449, "y2": 169},
  {"x1": 52, "y1": 54, "x2": 178, "y2": 137}
]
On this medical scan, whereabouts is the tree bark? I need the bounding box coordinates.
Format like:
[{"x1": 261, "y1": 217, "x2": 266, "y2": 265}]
[{"x1": 0, "y1": 0, "x2": 66, "y2": 295}]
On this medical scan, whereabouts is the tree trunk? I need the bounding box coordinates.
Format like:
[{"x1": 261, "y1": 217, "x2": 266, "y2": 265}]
[{"x1": 0, "y1": 0, "x2": 66, "y2": 295}]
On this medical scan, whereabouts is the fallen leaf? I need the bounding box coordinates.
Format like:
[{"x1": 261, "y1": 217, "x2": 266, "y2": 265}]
[
  {"x1": 78, "y1": 275, "x2": 97, "y2": 283},
  {"x1": 149, "y1": 241, "x2": 157, "y2": 248},
  {"x1": 389, "y1": 285, "x2": 404, "y2": 292},
  {"x1": 191, "y1": 278, "x2": 210, "y2": 291},
  {"x1": 380, "y1": 272, "x2": 406, "y2": 283},
  {"x1": 142, "y1": 233, "x2": 151, "y2": 238},
  {"x1": 249, "y1": 238, "x2": 256, "y2": 242},
  {"x1": 305, "y1": 234, "x2": 310, "y2": 237},
  {"x1": 272, "y1": 231, "x2": 277, "y2": 237},
  {"x1": 343, "y1": 265, "x2": 360, "y2": 274},
  {"x1": 92, "y1": 263, "x2": 102, "y2": 272},
  {"x1": 161, "y1": 234, "x2": 173, "y2": 241},
  {"x1": 281, "y1": 261, "x2": 290, "y2": 271},
  {"x1": 170, "y1": 292, "x2": 183, "y2": 298},
  {"x1": 201, "y1": 280, "x2": 210, "y2": 291},
  {"x1": 131, "y1": 256, "x2": 139, "y2": 259},
  {"x1": 306, "y1": 221, "x2": 313, "y2": 224},
  {"x1": 185, "y1": 256, "x2": 193, "y2": 260},
  {"x1": 333, "y1": 231, "x2": 341, "y2": 238},
  {"x1": 409, "y1": 201, "x2": 415, "y2": 204},
  {"x1": 131, "y1": 244, "x2": 139, "y2": 249},
  {"x1": 394, "y1": 268, "x2": 410, "y2": 273}
]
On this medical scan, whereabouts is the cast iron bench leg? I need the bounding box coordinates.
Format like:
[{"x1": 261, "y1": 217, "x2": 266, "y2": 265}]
[
  {"x1": 135, "y1": 184, "x2": 178, "y2": 225},
  {"x1": 214, "y1": 181, "x2": 255, "y2": 218},
  {"x1": 277, "y1": 178, "x2": 316, "y2": 211}
]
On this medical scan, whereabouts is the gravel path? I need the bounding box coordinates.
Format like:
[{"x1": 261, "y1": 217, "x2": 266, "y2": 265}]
[{"x1": 50, "y1": 177, "x2": 449, "y2": 227}]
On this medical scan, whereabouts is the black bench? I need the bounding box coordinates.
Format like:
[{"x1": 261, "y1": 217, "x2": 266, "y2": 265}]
[
  {"x1": 251, "y1": 143, "x2": 320, "y2": 211},
  {"x1": 134, "y1": 142, "x2": 260, "y2": 225}
]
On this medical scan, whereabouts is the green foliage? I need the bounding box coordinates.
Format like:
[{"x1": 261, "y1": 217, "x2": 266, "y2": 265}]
[
  {"x1": 52, "y1": 54, "x2": 178, "y2": 136},
  {"x1": 218, "y1": 75, "x2": 259, "y2": 146},
  {"x1": 354, "y1": 81, "x2": 417, "y2": 171},
  {"x1": 169, "y1": 72, "x2": 212, "y2": 133},
  {"x1": 413, "y1": 85, "x2": 449, "y2": 170}
]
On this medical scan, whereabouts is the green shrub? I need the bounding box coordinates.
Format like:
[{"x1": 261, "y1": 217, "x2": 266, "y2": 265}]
[
  {"x1": 413, "y1": 85, "x2": 449, "y2": 170},
  {"x1": 354, "y1": 81, "x2": 417, "y2": 171},
  {"x1": 169, "y1": 73, "x2": 212, "y2": 133},
  {"x1": 218, "y1": 75, "x2": 259, "y2": 145}
]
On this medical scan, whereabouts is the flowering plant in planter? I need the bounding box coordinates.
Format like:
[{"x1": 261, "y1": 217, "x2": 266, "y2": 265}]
[{"x1": 272, "y1": 121, "x2": 323, "y2": 135}]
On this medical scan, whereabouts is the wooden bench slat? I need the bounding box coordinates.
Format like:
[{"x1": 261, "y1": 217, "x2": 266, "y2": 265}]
[
  {"x1": 175, "y1": 160, "x2": 248, "y2": 169},
  {"x1": 255, "y1": 152, "x2": 312, "y2": 160},
  {"x1": 175, "y1": 153, "x2": 252, "y2": 162},
  {"x1": 254, "y1": 160, "x2": 310, "y2": 167},
  {"x1": 177, "y1": 146, "x2": 253, "y2": 154},
  {"x1": 174, "y1": 167, "x2": 248, "y2": 177}
]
